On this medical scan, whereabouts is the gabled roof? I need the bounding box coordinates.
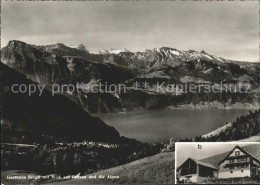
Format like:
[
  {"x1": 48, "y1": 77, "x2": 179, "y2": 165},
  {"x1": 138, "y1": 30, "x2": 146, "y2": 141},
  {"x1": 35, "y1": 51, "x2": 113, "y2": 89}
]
[
  {"x1": 192, "y1": 158, "x2": 218, "y2": 170},
  {"x1": 218, "y1": 145, "x2": 260, "y2": 165},
  {"x1": 177, "y1": 157, "x2": 218, "y2": 171}
]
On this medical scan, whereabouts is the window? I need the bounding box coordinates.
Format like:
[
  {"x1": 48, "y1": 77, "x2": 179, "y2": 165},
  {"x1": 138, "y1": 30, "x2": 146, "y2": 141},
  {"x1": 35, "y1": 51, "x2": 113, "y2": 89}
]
[
  {"x1": 235, "y1": 151, "x2": 240, "y2": 156},
  {"x1": 230, "y1": 159, "x2": 234, "y2": 163},
  {"x1": 237, "y1": 158, "x2": 241, "y2": 162}
]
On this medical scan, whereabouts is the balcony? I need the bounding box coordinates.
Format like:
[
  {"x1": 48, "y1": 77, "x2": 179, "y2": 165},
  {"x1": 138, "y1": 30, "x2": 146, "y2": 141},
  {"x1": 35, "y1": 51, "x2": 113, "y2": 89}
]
[{"x1": 224, "y1": 161, "x2": 249, "y2": 168}]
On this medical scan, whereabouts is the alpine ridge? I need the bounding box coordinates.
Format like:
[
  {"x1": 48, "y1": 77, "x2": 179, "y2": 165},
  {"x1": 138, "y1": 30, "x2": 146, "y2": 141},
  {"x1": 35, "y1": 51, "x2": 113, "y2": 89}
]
[{"x1": 1, "y1": 40, "x2": 259, "y2": 113}]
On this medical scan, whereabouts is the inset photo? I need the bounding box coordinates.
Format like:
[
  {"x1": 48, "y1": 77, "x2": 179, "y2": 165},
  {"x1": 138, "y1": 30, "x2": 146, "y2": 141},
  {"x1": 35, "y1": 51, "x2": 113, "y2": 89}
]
[{"x1": 175, "y1": 142, "x2": 260, "y2": 184}]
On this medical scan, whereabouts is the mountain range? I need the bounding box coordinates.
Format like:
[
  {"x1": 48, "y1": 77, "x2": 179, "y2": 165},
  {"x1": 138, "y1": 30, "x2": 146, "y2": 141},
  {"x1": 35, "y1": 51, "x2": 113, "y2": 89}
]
[{"x1": 1, "y1": 40, "x2": 259, "y2": 114}]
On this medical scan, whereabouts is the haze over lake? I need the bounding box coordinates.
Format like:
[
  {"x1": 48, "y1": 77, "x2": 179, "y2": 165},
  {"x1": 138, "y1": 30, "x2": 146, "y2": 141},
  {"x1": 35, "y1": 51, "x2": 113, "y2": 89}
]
[{"x1": 97, "y1": 109, "x2": 249, "y2": 143}]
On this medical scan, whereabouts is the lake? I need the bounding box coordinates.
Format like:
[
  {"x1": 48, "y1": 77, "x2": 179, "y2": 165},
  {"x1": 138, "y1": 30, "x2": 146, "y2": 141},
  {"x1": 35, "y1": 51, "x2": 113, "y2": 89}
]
[{"x1": 96, "y1": 109, "x2": 249, "y2": 143}]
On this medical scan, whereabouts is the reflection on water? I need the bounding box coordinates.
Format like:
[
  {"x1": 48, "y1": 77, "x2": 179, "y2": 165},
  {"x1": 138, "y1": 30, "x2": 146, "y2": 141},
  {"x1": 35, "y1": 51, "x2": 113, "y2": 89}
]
[{"x1": 96, "y1": 109, "x2": 249, "y2": 143}]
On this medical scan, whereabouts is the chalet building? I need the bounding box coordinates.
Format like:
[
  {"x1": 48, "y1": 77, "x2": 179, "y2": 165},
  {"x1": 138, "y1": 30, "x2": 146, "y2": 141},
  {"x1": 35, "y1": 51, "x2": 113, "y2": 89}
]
[
  {"x1": 177, "y1": 158, "x2": 218, "y2": 183},
  {"x1": 177, "y1": 145, "x2": 260, "y2": 183},
  {"x1": 218, "y1": 145, "x2": 260, "y2": 179}
]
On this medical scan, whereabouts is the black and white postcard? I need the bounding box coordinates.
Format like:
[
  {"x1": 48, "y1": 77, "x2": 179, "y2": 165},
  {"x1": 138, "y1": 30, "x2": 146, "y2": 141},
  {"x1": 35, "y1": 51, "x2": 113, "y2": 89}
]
[{"x1": 1, "y1": 1, "x2": 259, "y2": 184}]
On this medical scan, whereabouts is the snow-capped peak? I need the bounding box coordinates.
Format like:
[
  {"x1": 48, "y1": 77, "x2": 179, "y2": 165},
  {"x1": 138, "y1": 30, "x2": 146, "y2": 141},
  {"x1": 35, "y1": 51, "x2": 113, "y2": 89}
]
[
  {"x1": 109, "y1": 48, "x2": 129, "y2": 54},
  {"x1": 99, "y1": 48, "x2": 130, "y2": 54},
  {"x1": 68, "y1": 44, "x2": 88, "y2": 52}
]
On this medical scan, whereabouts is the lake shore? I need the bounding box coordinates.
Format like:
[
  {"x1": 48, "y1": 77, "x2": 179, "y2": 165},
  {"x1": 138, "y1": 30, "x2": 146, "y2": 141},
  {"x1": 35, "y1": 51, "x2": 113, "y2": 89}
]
[{"x1": 167, "y1": 101, "x2": 260, "y2": 110}]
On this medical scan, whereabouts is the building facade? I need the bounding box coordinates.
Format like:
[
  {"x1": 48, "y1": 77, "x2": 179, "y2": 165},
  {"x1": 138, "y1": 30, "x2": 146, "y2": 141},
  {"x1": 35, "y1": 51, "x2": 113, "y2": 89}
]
[
  {"x1": 218, "y1": 146, "x2": 260, "y2": 179},
  {"x1": 177, "y1": 158, "x2": 218, "y2": 183}
]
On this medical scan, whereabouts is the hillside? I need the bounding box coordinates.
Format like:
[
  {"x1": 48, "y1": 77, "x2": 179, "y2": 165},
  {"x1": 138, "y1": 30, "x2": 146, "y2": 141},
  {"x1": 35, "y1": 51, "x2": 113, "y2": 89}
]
[
  {"x1": 34, "y1": 152, "x2": 175, "y2": 185},
  {"x1": 0, "y1": 62, "x2": 120, "y2": 142},
  {"x1": 238, "y1": 135, "x2": 260, "y2": 142},
  {"x1": 198, "y1": 109, "x2": 260, "y2": 142}
]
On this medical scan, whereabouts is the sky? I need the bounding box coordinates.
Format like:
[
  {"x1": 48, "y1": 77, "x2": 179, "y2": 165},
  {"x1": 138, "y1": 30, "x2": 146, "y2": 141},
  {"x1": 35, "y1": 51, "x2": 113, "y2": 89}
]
[
  {"x1": 176, "y1": 142, "x2": 258, "y2": 167},
  {"x1": 1, "y1": 1, "x2": 259, "y2": 61}
]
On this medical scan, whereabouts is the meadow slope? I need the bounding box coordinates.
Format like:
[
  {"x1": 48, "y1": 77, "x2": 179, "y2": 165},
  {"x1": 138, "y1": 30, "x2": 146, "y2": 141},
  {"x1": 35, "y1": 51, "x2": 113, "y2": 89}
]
[{"x1": 45, "y1": 152, "x2": 175, "y2": 185}]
